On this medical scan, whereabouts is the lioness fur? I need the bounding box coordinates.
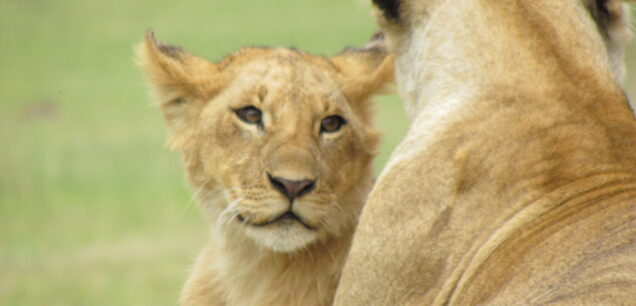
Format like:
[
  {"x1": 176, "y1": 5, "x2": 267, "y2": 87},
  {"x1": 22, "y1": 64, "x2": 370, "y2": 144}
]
[
  {"x1": 336, "y1": 0, "x2": 636, "y2": 305},
  {"x1": 137, "y1": 32, "x2": 393, "y2": 305}
]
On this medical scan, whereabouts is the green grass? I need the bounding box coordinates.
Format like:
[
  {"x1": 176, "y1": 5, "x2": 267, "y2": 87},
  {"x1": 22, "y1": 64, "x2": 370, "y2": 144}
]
[
  {"x1": 0, "y1": 1, "x2": 634, "y2": 305},
  {"x1": 0, "y1": 0, "x2": 408, "y2": 305}
]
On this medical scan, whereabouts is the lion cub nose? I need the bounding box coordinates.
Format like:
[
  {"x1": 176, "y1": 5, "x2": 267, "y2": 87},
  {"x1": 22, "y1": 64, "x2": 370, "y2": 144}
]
[{"x1": 267, "y1": 174, "x2": 316, "y2": 203}]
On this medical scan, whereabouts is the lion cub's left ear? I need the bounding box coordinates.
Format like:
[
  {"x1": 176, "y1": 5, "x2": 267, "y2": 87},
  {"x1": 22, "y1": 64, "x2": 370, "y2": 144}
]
[
  {"x1": 330, "y1": 44, "x2": 395, "y2": 105},
  {"x1": 136, "y1": 31, "x2": 221, "y2": 129}
]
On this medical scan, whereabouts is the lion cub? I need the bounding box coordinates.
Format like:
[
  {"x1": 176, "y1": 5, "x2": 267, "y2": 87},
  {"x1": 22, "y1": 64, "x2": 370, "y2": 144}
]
[{"x1": 138, "y1": 32, "x2": 393, "y2": 306}]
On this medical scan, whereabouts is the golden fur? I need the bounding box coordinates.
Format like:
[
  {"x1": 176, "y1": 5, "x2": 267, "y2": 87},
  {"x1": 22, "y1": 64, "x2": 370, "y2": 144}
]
[
  {"x1": 336, "y1": 0, "x2": 636, "y2": 305},
  {"x1": 137, "y1": 32, "x2": 393, "y2": 305}
]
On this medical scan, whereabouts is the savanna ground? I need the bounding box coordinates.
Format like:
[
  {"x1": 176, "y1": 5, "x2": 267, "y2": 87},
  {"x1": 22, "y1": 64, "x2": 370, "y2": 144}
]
[{"x1": 0, "y1": 1, "x2": 634, "y2": 305}]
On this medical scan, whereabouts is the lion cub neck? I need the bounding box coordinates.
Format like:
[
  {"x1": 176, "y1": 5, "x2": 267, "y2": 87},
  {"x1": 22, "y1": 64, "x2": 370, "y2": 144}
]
[{"x1": 183, "y1": 218, "x2": 358, "y2": 306}]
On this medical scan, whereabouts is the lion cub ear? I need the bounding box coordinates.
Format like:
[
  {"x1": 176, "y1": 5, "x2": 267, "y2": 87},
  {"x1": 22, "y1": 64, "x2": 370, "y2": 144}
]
[
  {"x1": 330, "y1": 36, "x2": 395, "y2": 105},
  {"x1": 136, "y1": 31, "x2": 220, "y2": 129}
]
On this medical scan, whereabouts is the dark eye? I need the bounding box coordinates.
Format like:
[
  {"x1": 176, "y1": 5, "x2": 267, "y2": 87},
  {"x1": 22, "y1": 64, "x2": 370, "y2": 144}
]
[
  {"x1": 235, "y1": 106, "x2": 262, "y2": 125},
  {"x1": 320, "y1": 115, "x2": 346, "y2": 133}
]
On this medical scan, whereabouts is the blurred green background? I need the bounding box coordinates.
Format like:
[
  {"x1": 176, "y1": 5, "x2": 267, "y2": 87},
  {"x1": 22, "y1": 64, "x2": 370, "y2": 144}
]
[{"x1": 0, "y1": 1, "x2": 634, "y2": 305}]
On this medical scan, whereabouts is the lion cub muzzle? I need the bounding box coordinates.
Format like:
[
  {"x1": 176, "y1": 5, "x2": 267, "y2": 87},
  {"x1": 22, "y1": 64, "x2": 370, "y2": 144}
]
[
  {"x1": 267, "y1": 173, "x2": 317, "y2": 204},
  {"x1": 236, "y1": 173, "x2": 318, "y2": 230}
]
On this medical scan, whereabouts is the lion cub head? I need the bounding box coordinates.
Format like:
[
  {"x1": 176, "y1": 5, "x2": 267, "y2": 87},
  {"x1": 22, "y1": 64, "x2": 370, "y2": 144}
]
[{"x1": 138, "y1": 32, "x2": 393, "y2": 252}]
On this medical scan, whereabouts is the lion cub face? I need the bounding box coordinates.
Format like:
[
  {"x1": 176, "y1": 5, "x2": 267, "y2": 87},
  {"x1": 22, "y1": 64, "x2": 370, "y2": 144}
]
[{"x1": 139, "y1": 32, "x2": 393, "y2": 252}]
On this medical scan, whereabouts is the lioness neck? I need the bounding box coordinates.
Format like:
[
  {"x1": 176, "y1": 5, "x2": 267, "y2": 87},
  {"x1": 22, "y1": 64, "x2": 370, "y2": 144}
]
[
  {"x1": 398, "y1": 0, "x2": 628, "y2": 118},
  {"x1": 345, "y1": 1, "x2": 636, "y2": 305},
  {"x1": 392, "y1": 0, "x2": 636, "y2": 181}
]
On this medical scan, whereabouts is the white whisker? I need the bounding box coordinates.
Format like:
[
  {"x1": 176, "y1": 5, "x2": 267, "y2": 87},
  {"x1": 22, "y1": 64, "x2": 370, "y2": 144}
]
[
  {"x1": 215, "y1": 197, "x2": 245, "y2": 234},
  {"x1": 175, "y1": 179, "x2": 212, "y2": 220}
]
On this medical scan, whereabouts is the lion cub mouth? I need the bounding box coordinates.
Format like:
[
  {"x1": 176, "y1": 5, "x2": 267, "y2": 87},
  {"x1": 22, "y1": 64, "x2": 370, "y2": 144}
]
[{"x1": 238, "y1": 211, "x2": 317, "y2": 231}]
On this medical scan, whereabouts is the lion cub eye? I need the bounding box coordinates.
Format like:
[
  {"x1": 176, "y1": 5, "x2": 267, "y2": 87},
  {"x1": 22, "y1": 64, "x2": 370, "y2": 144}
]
[
  {"x1": 320, "y1": 115, "x2": 346, "y2": 133},
  {"x1": 235, "y1": 106, "x2": 263, "y2": 125}
]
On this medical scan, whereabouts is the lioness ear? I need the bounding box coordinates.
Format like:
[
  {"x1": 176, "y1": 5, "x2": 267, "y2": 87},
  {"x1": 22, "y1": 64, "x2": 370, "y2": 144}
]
[
  {"x1": 330, "y1": 45, "x2": 395, "y2": 105},
  {"x1": 136, "y1": 31, "x2": 220, "y2": 128},
  {"x1": 590, "y1": 0, "x2": 633, "y2": 82},
  {"x1": 372, "y1": 0, "x2": 402, "y2": 21}
]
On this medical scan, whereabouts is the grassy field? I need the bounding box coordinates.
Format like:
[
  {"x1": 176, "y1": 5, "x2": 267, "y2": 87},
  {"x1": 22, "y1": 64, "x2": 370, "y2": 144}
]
[{"x1": 0, "y1": 1, "x2": 634, "y2": 305}]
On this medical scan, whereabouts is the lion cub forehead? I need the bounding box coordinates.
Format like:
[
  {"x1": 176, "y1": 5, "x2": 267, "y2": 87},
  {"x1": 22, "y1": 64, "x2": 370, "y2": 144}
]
[
  {"x1": 223, "y1": 48, "x2": 345, "y2": 103},
  {"x1": 220, "y1": 47, "x2": 331, "y2": 67},
  {"x1": 221, "y1": 48, "x2": 339, "y2": 80}
]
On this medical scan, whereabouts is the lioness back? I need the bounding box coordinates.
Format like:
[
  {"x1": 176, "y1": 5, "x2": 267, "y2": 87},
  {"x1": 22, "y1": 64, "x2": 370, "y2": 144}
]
[
  {"x1": 138, "y1": 32, "x2": 393, "y2": 305},
  {"x1": 336, "y1": 0, "x2": 636, "y2": 305}
]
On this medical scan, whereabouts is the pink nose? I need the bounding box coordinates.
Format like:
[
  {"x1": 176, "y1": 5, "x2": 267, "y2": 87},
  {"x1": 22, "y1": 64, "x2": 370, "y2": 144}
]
[{"x1": 267, "y1": 174, "x2": 316, "y2": 203}]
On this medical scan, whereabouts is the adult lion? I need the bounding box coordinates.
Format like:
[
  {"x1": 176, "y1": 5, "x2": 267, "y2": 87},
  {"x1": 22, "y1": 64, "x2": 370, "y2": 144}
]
[
  {"x1": 335, "y1": 0, "x2": 636, "y2": 305},
  {"x1": 138, "y1": 32, "x2": 392, "y2": 305}
]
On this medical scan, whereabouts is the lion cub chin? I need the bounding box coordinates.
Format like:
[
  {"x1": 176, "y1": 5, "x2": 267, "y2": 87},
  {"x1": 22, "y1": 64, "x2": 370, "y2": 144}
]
[
  {"x1": 242, "y1": 218, "x2": 318, "y2": 253},
  {"x1": 138, "y1": 31, "x2": 393, "y2": 306}
]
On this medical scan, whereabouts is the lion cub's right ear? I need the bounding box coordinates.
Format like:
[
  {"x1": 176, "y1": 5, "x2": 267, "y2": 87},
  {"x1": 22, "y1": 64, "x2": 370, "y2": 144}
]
[{"x1": 136, "y1": 31, "x2": 221, "y2": 129}]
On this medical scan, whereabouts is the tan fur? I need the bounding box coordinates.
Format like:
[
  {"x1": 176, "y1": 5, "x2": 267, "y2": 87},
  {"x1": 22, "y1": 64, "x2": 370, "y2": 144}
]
[
  {"x1": 137, "y1": 32, "x2": 393, "y2": 305},
  {"x1": 336, "y1": 1, "x2": 636, "y2": 305}
]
